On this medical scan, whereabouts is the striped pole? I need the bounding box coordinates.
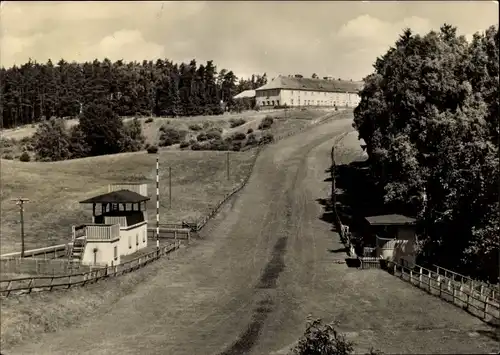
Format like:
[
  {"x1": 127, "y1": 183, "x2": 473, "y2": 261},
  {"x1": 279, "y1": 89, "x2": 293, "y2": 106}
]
[{"x1": 156, "y1": 156, "x2": 160, "y2": 249}]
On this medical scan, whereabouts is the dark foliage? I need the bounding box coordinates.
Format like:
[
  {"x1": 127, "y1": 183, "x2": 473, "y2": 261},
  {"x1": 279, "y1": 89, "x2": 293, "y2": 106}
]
[
  {"x1": 258, "y1": 116, "x2": 274, "y2": 130},
  {"x1": 0, "y1": 58, "x2": 267, "y2": 129},
  {"x1": 353, "y1": 24, "x2": 499, "y2": 282},
  {"x1": 19, "y1": 152, "x2": 30, "y2": 162},
  {"x1": 146, "y1": 145, "x2": 158, "y2": 154},
  {"x1": 259, "y1": 132, "x2": 275, "y2": 145},
  {"x1": 229, "y1": 118, "x2": 246, "y2": 128}
]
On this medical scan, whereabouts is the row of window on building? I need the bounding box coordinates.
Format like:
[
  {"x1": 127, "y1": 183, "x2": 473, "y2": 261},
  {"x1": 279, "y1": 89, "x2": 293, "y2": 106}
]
[{"x1": 260, "y1": 99, "x2": 346, "y2": 106}]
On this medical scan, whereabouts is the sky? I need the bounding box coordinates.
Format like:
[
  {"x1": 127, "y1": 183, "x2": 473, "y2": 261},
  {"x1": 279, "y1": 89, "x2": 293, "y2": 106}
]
[{"x1": 0, "y1": 1, "x2": 498, "y2": 81}]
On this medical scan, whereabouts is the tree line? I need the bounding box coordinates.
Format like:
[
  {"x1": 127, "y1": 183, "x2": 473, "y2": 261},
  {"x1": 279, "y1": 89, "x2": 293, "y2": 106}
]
[
  {"x1": 353, "y1": 24, "x2": 499, "y2": 282},
  {"x1": 0, "y1": 58, "x2": 267, "y2": 129}
]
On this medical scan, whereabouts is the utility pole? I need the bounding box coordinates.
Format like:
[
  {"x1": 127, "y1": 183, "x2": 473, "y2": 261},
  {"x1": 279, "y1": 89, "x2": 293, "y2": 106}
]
[
  {"x1": 11, "y1": 198, "x2": 29, "y2": 258},
  {"x1": 331, "y1": 146, "x2": 336, "y2": 207},
  {"x1": 169, "y1": 166, "x2": 172, "y2": 209},
  {"x1": 226, "y1": 152, "x2": 230, "y2": 181}
]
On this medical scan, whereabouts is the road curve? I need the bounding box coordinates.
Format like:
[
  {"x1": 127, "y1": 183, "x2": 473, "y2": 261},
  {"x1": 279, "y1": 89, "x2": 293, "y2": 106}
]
[{"x1": 7, "y1": 114, "x2": 497, "y2": 355}]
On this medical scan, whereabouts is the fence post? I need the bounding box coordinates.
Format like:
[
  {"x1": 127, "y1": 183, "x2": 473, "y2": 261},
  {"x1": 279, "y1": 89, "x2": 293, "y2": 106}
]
[
  {"x1": 438, "y1": 276, "x2": 442, "y2": 297},
  {"x1": 480, "y1": 285, "x2": 484, "y2": 297},
  {"x1": 427, "y1": 270, "x2": 432, "y2": 292},
  {"x1": 6, "y1": 280, "x2": 13, "y2": 297},
  {"x1": 419, "y1": 267, "x2": 423, "y2": 288},
  {"x1": 466, "y1": 293, "x2": 470, "y2": 311},
  {"x1": 484, "y1": 296, "x2": 489, "y2": 319},
  {"x1": 67, "y1": 275, "x2": 72, "y2": 289},
  {"x1": 410, "y1": 269, "x2": 413, "y2": 284},
  {"x1": 452, "y1": 285, "x2": 456, "y2": 304}
]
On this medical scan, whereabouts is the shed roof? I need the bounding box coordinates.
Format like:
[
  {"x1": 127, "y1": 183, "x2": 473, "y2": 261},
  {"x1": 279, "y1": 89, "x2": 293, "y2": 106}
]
[
  {"x1": 255, "y1": 76, "x2": 363, "y2": 93},
  {"x1": 79, "y1": 189, "x2": 150, "y2": 204},
  {"x1": 234, "y1": 89, "x2": 256, "y2": 99},
  {"x1": 365, "y1": 214, "x2": 416, "y2": 226}
]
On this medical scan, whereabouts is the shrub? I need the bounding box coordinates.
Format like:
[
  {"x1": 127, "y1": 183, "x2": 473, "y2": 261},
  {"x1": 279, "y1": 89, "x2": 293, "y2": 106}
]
[
  {"x1": 147, "y1": 145, "x2": 158, "y2": 154},
  {"x1": 245, "y1": 133, "x2": 257, "y2": 147},
  {"x1": 231, "y1": 141, "x2": 242, "y2": 151},
  {"x1": 189, "y1": 139, "x2": 196, "y2": 145},
  {"x1": 189, "y1": 124, "x2": 203, "y2": 131},
  {"x1": 19, "y1": 152, "x2": 31, "y2": 162},
  {"x1": 208, "y1": 139, "x2": 230, "y2": 151},
  {"x1": 247, "y1": 128, "x2": 254, "y2": 134},
  {"x1": 145, "y1": 117, "x2": 154, "y2": 123},
  {"x1": 159, "y1": 127, "x2": 186, "y2": 146},
  {"x1": 208, "y1": 126, "x2": 223, "y2": 134},
  {"x1": 232, "y1": 132, "x2": 247, "y2": 141},
  {"x1": 179, "y1": 141, "x2": 190, "y2": 149},
  {"x1": 258, "y1": 116, "x2": 274, "y2": 130},
  {"x1": 2, "y1": 154, "x2": 14, "y2": 160},
  {"x1": 197, "y1": 133, "x2": 208, "y2": 142},
  {"x1": 259, "y1": 132, "x2": 274, "y2": 145},
  {"x1": 229, "y1": 118, "x2": 246, "y2": 128},
  {"x1": 206, "y1": 129, "x2": 222, "y2": 140},
  {"x1": 191, "y1": 142, "x2": 202, "y2": 151},
  {"x1": 292, "y1": 318, "x2": 354, "y2": 355}
]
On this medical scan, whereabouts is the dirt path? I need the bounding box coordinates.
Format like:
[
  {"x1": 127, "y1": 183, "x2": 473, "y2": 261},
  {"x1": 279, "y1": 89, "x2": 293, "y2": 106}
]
[{"x1": 6, "y1": 116, "x2": 498, "y2": 355}]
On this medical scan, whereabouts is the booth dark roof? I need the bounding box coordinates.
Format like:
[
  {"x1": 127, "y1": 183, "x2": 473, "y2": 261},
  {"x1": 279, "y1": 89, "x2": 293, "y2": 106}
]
[
  {"x1": 365, "y1": 214, "x2": 416, "y2": 226},
  {"x1": 79, "y1": 189, "x2": 150, "y2": 204}
]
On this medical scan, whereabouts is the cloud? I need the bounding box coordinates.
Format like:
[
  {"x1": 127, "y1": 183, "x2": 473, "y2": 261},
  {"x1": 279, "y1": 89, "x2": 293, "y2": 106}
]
[
  {"x1": 89, "y1": 30, "x2": 165, "y2": 62},
  {"x1": 0, "y1": 1, "x2": 498, "y2": 80}
]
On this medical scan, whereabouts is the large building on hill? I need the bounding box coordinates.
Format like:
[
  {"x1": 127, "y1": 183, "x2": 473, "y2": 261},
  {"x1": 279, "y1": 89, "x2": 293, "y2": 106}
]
[{"x1": 255, "y1": 75, "x2": 363, "y2": 108}]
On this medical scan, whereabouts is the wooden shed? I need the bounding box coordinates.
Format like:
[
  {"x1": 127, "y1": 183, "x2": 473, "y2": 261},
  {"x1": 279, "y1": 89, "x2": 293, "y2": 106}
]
[{"x1": 364, "y1": 214, "x2": 417, "y2": 267}]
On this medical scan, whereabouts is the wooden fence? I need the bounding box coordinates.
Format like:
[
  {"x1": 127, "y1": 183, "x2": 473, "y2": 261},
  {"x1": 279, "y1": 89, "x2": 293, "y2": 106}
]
[
  {"x1": 0, "y1": 244, "x2": 67, "y2": 260},
  {"x1": 430, "y1": 264, "x2": 499, "y2": 304},
  {"x1": 0, "y1": 258, "x2": 96, "y2": 277},
  {"x1": 147, "y1": 227, "x2": 191, "y2": 241},
  {"x1": 390, "y1": 261, "x2": 500, "y2": 325},
  {"x1": 0, "y1": 240, "x2": 181, "y2": 297}
]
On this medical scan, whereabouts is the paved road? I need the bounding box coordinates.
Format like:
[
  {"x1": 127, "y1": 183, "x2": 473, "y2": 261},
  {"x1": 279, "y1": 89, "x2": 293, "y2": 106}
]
[{"x1": 8, "y1": 115, "x2": 497, "y2": 355}]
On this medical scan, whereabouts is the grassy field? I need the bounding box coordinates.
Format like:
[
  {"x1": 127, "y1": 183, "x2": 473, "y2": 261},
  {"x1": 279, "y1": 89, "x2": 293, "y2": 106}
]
[
  {"x1": 0, "y1": 108, "x2": 338, "y2": 255},
  {"x1": 0, "y1": 149, "x2": 256, "y2": 255}
]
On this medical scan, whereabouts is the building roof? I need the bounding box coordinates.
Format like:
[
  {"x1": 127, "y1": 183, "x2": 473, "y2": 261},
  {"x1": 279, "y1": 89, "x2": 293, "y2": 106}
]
[
  {"x1": 233, "y1": 89, "x2": 256, "y2": 99},
  {"x1": 79, "y1": 189, "x2": 150, "y2": 204},
  {"x1": 365, "y1": 214, "x2": 416, "y2": 226},
  {"x1": 255, "y1": 76, "x2": 363, "y2": 93}
]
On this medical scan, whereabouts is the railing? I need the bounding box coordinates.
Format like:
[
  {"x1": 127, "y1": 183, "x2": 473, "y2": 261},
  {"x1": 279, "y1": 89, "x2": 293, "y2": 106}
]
[
  {"x1": 432, "y1": 264, "x2": 499, "y2": 303},
  {"x1": 0, "y1": 240, "x2": 181, "y2": 297},
  {"x1": 390, "y1": 261, "x2": 500, "y2": 325},
  {"x1": 147, "y1": 227, "x2": 191, "y2": 241},
  {"x1": 68, "y1": 224, "x2": 86, "y2": 259},
  {"x1": 359, "y1": 256, "x2": 382, "y2": 269},
  {"x1": 86, "y1": 224, "x2": 120, "y2": 240},
  {"x1": 1, "y1": 244, "x2": 68, "y2": 260}
]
